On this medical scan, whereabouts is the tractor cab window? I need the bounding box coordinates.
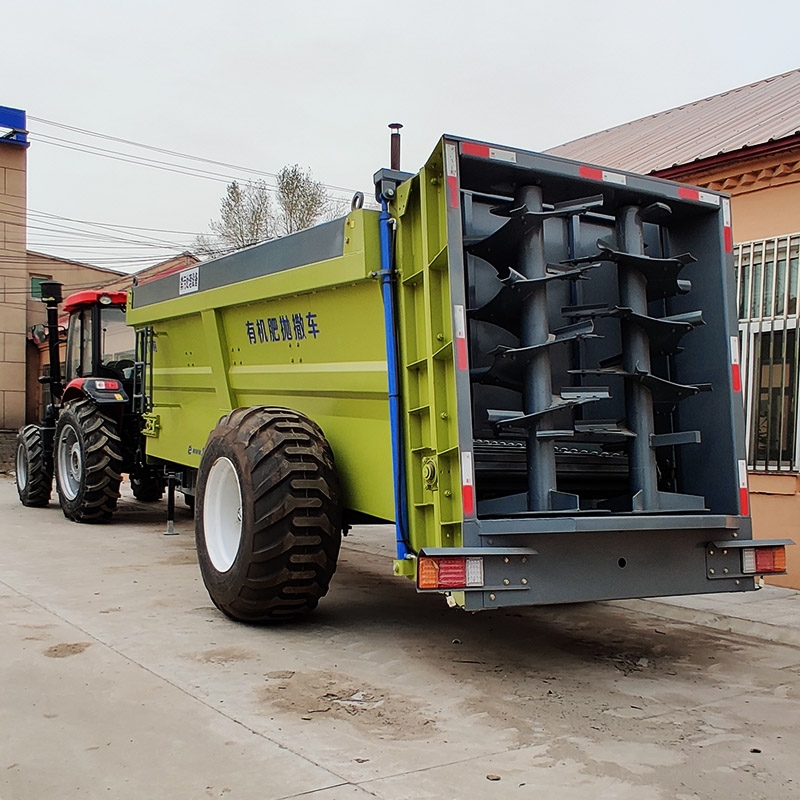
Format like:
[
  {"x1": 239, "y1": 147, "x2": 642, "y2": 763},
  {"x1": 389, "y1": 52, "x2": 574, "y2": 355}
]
[
  {"x1": 64, "y1": 304, "x2": 135, "y2": 381},
  {"x1": 100, "y1": 306, "x2": 135, "y2": 375},
  {"x1": 65, "y1": 309, "x2": 92, "y2": 381}
]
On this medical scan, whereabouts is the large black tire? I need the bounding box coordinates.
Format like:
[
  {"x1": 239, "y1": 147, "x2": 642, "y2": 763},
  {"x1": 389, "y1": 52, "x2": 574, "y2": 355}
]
[
  {"x1": 195, "y1": 407, "x2": 342, "y2": 623},
  {"x1": 54, "y1": 398, "x2": 123, "y2": 523},
  {"x1": 131, "y1": 470, "x2": 165, "y2": 502},
  {"x1": 15, "y1": 425, "x2": 53, "y2": 507}
]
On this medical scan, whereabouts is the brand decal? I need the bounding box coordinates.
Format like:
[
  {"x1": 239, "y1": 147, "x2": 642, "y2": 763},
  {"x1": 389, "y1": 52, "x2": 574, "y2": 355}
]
[
  {"x1": 245, "y1": 312, "x2": 320, "y2": 344},
  {"x1": 187, "y1": 445, "x2": 203, "y2": 456}
]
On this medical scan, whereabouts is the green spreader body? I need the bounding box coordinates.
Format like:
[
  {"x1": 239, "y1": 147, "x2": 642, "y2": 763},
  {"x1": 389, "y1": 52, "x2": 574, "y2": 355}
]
[{"x1": 127, "y1": 135, "x2": 789, "y2": 610}]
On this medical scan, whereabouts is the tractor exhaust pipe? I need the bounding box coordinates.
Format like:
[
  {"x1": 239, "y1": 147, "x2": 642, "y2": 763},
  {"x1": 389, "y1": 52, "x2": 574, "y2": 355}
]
[
  {"x1": 389, "y1": 123, "x2": 403, "y2": 171},
  {"x1": 38, "y1": 281, "x2": 64, "y2": 402}
]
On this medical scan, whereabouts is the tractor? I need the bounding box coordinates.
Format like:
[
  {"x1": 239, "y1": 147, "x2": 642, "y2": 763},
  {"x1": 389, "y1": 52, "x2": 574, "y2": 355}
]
[{"x1": 15, "y1": 281, "x2": 165, "y2": 520}]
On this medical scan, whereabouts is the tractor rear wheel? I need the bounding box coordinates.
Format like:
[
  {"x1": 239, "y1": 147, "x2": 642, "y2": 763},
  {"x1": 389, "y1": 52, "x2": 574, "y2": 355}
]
[
  {"x1": 15, "y1": 424, "x2": 53, "y2": 507},
  {"x1": 195, "y1": 407, "x2": 342, "y2": 623},
  {"x1": 54, "y1": 398, "x2": 123, "y2": 523}
]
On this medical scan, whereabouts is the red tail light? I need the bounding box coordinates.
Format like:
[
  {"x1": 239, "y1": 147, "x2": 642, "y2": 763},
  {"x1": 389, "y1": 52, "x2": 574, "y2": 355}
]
[
  {"x1": 417, "y1": 556, "x2": 484, "y2": 590},
  {"x1": 742, "y1": 546, "x2": 787, "y2": 574}
]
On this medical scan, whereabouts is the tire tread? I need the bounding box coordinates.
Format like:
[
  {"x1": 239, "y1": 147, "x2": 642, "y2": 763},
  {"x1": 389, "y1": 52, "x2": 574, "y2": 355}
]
[
  {"x1": 55, "y1": 398, "x2": 123, "y2": 523},
  {"x1": 197, "y1": 407, "x2": 342, "y2": 623}
]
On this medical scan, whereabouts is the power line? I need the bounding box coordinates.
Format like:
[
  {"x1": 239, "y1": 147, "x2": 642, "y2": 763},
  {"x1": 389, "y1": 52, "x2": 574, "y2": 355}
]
[
  {"x1": 8, "y1": 115, "x2": 364, "y2": 268},
  {"x1": 28, "y1": 116, "x2": 365, "y2": 197},
  {"x1": 0, "y1": 198, "x2": 202, "y2": 240},
  {"x1": 0, "y1": 200, "x2": 197, "y2": 259}
]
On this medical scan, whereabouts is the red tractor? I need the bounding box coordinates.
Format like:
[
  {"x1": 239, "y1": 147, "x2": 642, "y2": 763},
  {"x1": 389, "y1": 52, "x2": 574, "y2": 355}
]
[{"x1": 15, "y1": 281, "x2": 166, "y2": 521}]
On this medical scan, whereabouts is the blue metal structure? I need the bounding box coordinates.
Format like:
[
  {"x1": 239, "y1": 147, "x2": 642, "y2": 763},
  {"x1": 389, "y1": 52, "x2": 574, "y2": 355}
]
[{"x1": 0, "y1": 106, "x2": 28, "y2": 147}]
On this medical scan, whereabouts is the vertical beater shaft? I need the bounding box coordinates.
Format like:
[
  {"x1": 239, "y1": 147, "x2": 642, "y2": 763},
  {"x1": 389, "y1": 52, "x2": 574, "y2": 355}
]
[{"x1": 617, "y1": 206, "x2": 659, "y2": 509}]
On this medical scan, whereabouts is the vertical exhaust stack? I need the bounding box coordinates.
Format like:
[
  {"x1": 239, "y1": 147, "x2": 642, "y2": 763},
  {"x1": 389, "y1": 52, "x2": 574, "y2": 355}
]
[
  {"x1": 389, "y1": 123, "x2": 403, "y2": 171},
  {"x1": 373, "y1": 123, "x2": 411, "y2": 203},
  {"x1": 38, "y1": 280, "x2": 64, "y2": 402}
]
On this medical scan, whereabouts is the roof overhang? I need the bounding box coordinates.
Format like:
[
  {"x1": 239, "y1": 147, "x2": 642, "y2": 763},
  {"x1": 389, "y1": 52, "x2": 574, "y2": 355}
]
[{"x1": 652, "y1": 133, "x2": 800, "y2": 181}]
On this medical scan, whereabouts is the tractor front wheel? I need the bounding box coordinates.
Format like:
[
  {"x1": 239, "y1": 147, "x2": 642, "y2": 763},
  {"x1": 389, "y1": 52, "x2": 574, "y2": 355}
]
[
  {"x1": 54, "y1": 398, "x2": 123, "y2": 523},
  {"x1": 15, "y1": 425, "x2": 53, "y2": 507},
  {"x1": 195, "y1": 407, "x2": 342, "y2": 623}
]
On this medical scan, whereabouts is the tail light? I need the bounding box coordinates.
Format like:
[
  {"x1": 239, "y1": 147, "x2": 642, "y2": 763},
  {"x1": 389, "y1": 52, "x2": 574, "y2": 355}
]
[
  {"x1": 94, "y1": 379, "x2": 120, "y2": 391},
  {"x1": 742, "y1": 546, "x2": 787, "y2": 574},
  {"x1": 417, "y1": 556, "x2": 484, "y2": 590}
]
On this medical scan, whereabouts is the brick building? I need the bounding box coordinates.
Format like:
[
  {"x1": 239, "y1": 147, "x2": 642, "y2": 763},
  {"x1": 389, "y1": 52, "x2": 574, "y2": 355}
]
[{"x1": 0, "y1": 105, "x2": 33, "y2": 430}]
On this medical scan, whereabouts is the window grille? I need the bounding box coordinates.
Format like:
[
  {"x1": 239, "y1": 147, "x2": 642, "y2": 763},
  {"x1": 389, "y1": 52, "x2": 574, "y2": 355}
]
[{"x1": 735, "y1": 234, "x2": 800, "y2": 471}]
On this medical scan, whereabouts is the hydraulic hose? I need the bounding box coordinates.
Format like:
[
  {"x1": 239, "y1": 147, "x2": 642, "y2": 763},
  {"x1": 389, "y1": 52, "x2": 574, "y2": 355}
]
[{"x1": 378, "y1": 197, "x2": 411, "y2": 560}]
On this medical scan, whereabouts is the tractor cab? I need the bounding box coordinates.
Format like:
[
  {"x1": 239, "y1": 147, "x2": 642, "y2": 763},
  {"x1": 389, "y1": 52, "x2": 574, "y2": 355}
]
[{"x1": 62, "y1": 290, "x2": 135, "y2": 385}]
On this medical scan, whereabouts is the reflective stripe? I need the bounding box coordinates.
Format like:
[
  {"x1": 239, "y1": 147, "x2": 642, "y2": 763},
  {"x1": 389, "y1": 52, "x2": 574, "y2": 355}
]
[
  {"x1": 461, "y1": 450, "x2": 475, "y2": 516},
  {"x1": 453, "y1": 304, "x2": 468, "y2": 370},
  {"x1": 722, "y1": 198, "x2": 733, "y2": 253},
  {"x1": 738, "y1": 459, "x2": 749, "y2": 516},
  {"x1": 461, "y1": 142, "x2": 517, "y2": 163},
  {"x1": 579, "y1": 165, "x2": 627, "y2": 185},
  {"x1": 445, "y1": 143, "x2": 459, "y2": 209},
  {"x1": 730, "y1": 335, "x2": 741, "y2": 392},
  {"x1": 678, "y1": 187, "x2": 720, "y2": 205}
]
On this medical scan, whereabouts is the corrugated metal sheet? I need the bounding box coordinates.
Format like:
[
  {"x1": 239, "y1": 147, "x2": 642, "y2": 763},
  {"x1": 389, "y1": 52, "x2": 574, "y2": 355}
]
[{"x1": 546, "y1": 69, "x2": 800, "y2": 174}]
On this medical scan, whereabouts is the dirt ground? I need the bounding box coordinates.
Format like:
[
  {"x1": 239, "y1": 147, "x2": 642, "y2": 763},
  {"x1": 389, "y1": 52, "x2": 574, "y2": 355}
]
[{"x1": 1, "y1": 476, "x2": 798, "y2": 799}]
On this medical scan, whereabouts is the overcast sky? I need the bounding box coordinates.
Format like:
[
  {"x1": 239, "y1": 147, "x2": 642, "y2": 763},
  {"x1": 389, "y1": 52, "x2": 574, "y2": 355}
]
[{"x1": 5, "y1": 0, "x2": 800, "y2": 273}]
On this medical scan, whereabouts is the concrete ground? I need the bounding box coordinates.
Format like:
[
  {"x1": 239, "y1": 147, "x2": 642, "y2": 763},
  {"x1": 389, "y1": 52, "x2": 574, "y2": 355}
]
[{"x1": 1, "y1": 475, "x2": 799, "y2": 800}]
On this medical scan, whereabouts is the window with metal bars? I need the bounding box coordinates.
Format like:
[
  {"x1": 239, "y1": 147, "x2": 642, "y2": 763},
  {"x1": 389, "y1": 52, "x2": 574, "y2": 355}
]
[{"x1": 735, "y1": 234, "x2": 800, "y2": 471}]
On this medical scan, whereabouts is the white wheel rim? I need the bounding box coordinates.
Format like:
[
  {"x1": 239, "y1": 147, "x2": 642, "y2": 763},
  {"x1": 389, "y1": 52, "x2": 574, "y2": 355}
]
[
  {"x1": 16, "y1": 444, "x2": 28, "y2": 491},
  {"x1": 57, "y1": 425, "x2": 82, "y2": 501},
  {"x1": 203, "y1": 457, "x2": 243, "y2": 573}
]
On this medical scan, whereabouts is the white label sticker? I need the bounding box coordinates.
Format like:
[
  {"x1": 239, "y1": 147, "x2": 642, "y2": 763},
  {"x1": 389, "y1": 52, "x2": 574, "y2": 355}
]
[
  {"x1": 488, "y1": 147, "x2": 517, "y2": 163},
  {"x1": 730, "y1": 335, "x2": 740, "y2": 366},
  {"x1": 461, "y1": 451, "x2": 474, "y2": 486},
  {"x1": 178, "y1": 267, "x2": 199, "y2": 295},
  {"x1": 738, "y1": 459, "x2": 748, "y2": 489},
  {"x1": 698, "y1": 191, "x2": 721, "y2": 205},
  {"x1": 453, "y1": 304, "x2": 467, "y2": 339},
  {"x1": 445, "y1": 143, "x2": 458, "y2": 178},
  {"x1": 722, "y1": 198, "x2": 732, "y2": 226},
  {"x1": 602, "y1": 170, "x2": 627, "y2": 186}
]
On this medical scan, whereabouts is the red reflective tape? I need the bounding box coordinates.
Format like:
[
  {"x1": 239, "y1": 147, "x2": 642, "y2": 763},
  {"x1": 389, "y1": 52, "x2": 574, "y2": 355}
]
[
  {"x1": 462, "y1": 142, "x2": 490, "y2": 158},
  {"x1": 724, "y1": 227, "x2": 733, "y2": 253},
  {"x1": 732, "y1": 363, "x2": 741, "y2": 393},
  {"x1": 456, "y1": 336, "x2": 469, "y2": 370},
  {"x1": 679, "y1": 187, "x2": 700, "y2": 200},
  {"x1": 739, "y1": 487, "x2": 749, "y2": 516},
  {"x1": 447, "y1": 175, "x2": 459, "y2": 208},
  {"x1": 579, "y1": 165, "x2": 603, "y2": 180},
  {"x1": 462, "y1": 484, "x2": 475, "y2": 516}
]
